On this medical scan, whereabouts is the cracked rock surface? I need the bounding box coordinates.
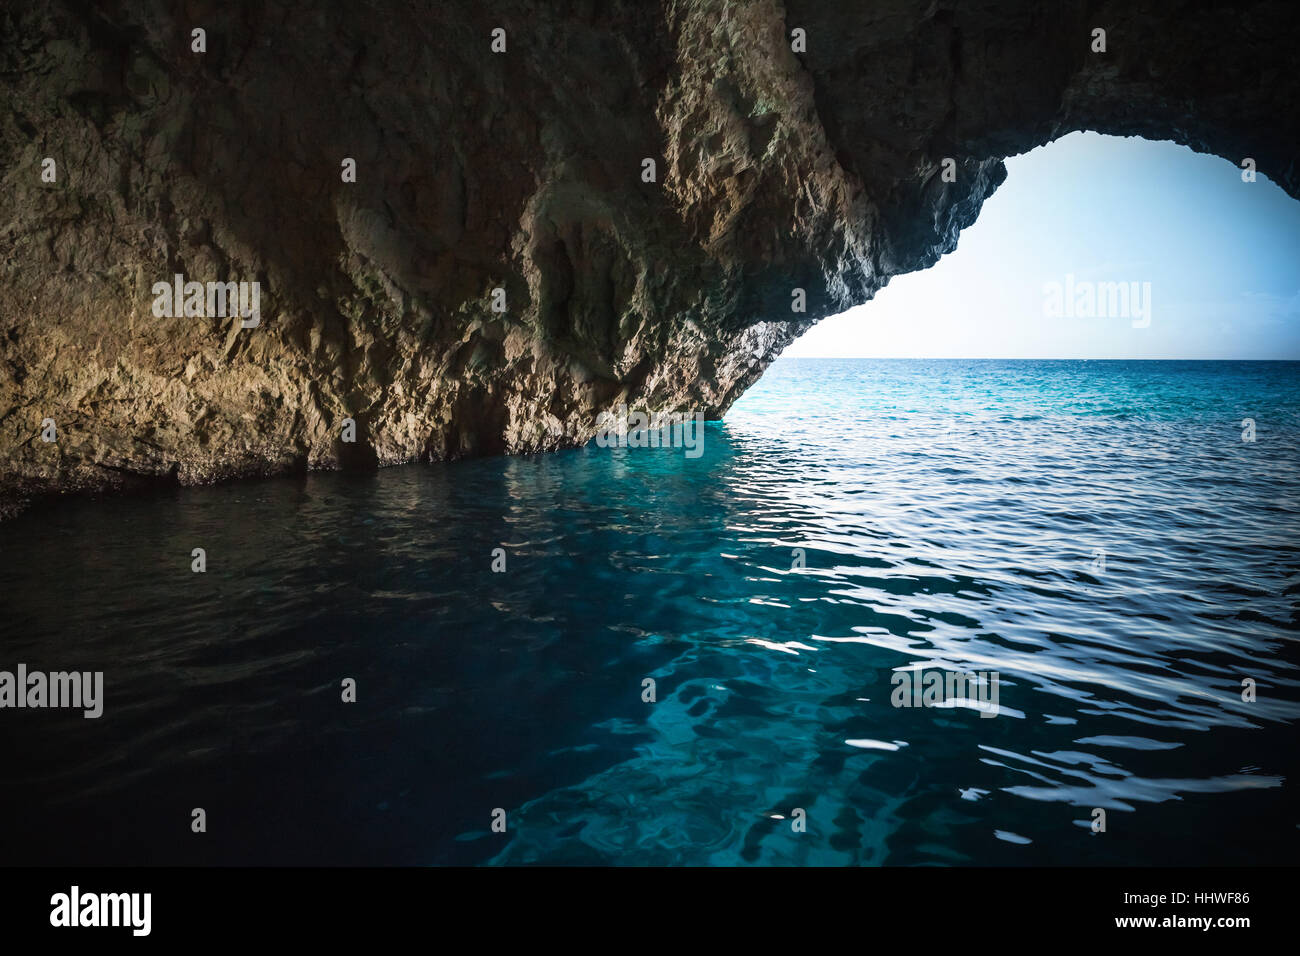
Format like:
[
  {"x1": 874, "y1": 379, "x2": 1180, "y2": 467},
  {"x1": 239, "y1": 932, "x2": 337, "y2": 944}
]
[{"x1": 3, "y1": 0, "x2": 1297, "y2": 516}]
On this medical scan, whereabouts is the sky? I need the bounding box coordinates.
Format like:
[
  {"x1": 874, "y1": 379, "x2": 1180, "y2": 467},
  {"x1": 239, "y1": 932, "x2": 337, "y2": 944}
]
[{"x1": 782, "y1": 131, "x2": 1300, "y2": 360}]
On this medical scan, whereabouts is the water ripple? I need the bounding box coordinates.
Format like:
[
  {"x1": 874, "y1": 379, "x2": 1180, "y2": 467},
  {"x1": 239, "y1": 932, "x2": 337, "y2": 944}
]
[{"x1": 1, "y1": 359, "x2": 1298, "y2": 865}]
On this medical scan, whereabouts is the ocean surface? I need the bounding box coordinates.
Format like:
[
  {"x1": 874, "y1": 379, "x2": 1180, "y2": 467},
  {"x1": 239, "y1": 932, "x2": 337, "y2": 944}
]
[{"x1": 2, "y1": 358, "x2": 1298, "y2": 865}]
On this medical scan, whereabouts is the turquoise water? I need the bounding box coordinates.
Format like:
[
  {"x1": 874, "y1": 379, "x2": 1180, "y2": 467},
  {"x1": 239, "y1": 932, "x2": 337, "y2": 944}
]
[{"x1": 2, "y1": 359, "x2": 1298, "y2": 864}]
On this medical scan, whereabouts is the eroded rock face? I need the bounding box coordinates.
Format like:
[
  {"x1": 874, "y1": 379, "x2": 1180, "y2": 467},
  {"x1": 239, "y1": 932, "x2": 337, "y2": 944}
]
[{"x1": 2, "y1": 1, "x2": 1297, "y2": 515}]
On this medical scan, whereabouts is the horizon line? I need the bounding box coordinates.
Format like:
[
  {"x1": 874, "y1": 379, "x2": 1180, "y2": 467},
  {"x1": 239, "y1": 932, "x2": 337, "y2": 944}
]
[{"x1": 776, "y1": 355, "x2": 1300, "y2": 361}]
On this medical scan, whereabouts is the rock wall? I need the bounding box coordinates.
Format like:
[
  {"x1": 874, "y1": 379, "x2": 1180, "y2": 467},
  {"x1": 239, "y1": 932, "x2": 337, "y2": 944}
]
[{"x1": 2, "y1": 0, "x2": 1297, "y2": 515}]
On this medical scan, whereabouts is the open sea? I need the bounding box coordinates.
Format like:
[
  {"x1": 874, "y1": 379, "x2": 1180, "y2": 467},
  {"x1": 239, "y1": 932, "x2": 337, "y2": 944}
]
[{"x1": 2, "y1": 358, "x2": 1298, "y2": 865}]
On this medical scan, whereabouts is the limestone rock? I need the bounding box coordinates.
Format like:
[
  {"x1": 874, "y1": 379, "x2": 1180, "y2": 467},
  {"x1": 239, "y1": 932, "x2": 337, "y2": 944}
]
[{"x1": 2, "y1": 1, "x2": 1297, "y2": 516}]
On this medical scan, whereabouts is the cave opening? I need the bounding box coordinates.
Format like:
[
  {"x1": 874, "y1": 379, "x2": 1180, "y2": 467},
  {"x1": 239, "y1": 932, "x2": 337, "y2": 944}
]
[{"x1": 771, "y1": 131, "x2": 1300, "y2": 365}]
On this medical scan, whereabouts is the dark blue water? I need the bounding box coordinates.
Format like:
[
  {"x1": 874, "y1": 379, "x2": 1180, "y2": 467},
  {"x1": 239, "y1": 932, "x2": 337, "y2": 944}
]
[{"x1": 2, "y1": 359, "x2": 1298, "y2": 865}]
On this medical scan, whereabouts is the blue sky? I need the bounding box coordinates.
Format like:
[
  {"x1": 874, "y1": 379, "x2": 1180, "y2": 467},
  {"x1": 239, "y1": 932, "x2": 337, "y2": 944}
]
[{"x1": 783, "y1": 131, "x2": 1300, "y2": 359}]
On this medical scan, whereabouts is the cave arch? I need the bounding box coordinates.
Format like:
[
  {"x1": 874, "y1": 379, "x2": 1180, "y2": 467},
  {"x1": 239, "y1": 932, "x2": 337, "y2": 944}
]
[{"x1": 1, "y1": 1, "x2": 1297, "y2": 514}]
